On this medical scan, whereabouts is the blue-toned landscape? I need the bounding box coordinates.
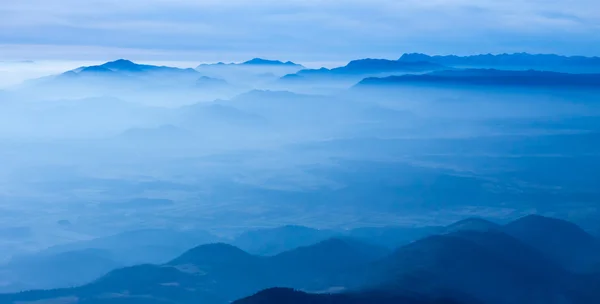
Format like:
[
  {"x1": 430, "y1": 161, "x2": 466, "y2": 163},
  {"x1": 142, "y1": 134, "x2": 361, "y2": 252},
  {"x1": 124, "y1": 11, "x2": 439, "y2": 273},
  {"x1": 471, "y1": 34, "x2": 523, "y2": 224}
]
[{"x1": 1, "y1": 1, "x2": 600, "y2": 303}]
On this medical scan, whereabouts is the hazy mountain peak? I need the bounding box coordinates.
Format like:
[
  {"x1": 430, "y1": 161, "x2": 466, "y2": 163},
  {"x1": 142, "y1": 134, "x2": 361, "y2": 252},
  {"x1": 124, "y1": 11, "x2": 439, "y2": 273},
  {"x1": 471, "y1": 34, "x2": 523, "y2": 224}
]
[
  {"x1": 102, "y1": 58, "x2": 137, "y2": 67},
  {"x1": 445, "y1": 218, "x2": 500, "y2": 233},
  {"x1": 506, "y1": 214, "x2": 592, "y2": 236},
  {"x1": 242, "y1": 58, "x2": 301, "y2": 66},
  {"x1": 169, "y1": 243, "x2": 254, "y2": 266},
  {"x1": 196, "y1": 75, "x2": 229, "y2": 86},
  {"x1": 504, "y1": 214, "x2": 600, "y2": 271},
  {"x1": 398, "y1": 53, "x2": 434, "y2": 61},
  {"x1": 94, "y1": 59, "x2": 149, "y2": 73},
  {"x1": 273, "y1": 236, "x2": 390, "y2": 264}
]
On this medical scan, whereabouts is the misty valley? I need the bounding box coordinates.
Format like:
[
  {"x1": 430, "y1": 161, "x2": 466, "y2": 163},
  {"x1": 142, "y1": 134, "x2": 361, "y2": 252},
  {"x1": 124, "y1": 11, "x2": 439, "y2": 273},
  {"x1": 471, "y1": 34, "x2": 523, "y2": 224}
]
[{"x1": 1, "y1": 53, "x2": 600, "y2": 304}]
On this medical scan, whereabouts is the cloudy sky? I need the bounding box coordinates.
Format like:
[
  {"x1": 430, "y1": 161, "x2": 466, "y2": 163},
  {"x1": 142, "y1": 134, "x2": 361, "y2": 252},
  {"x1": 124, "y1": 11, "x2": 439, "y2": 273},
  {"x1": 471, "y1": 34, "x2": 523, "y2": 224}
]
[{"x1": 0, "y1": 0, "x2": 599, "y2": 62}]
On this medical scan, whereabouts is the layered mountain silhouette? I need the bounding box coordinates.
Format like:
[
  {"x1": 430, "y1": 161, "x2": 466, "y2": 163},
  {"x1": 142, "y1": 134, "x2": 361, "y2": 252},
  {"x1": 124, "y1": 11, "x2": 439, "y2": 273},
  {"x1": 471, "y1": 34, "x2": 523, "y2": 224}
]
[
  {"x1": 242, "y1": 58, "x2": 303, "y2": 67},
  {"x1": 220, "y1": 90, "x2": 411, "y2": 132},
  {"x1": 195, "y1": 58, "x2": 305, "y2": 81},
  {"x1": 233, "y1": 225, "x2": 335, "y2": 255},
  {"x1": 23, "y1": 60, "x2": 205, "y2": 101},
  {"x1": 282, "y1": 59, "x2": 445, "y2": 83},
  {"x1": 2, "y1": 215, "x2": 599, "y2": 304},
  {"x1": 41, "y1": 228, "x2": 220, "y2": 265},
  {"x1": 360, "y1": 230, "x2": 583, "y2": 304},
  {"x1": 55, "y1": 60, "x2": 199, "y2": 83},
  {"x1": 343, "y1": 226, "x2": 444, "y2": 248},
  {"x1": 195, "y1": 76, "x2": 229, "y2": 88},
  {"x1": 0, "y1": 237, "x2": 385, "y2": 304},
  {"x1": 504, "y1": 215, "x2": 600, "y2": 272},
  {"x1": 71, "y1": 59, "x2": 199, "y2": 76},
  {"x1": 399, "y1": 53, "x2": 600, "y2": 72},
  {"x1": 197, "y1": 58, "x2": 303, "y2": 68},
  {"x1": 357, "y1": 69, "x2": 600, "y2": 88}
]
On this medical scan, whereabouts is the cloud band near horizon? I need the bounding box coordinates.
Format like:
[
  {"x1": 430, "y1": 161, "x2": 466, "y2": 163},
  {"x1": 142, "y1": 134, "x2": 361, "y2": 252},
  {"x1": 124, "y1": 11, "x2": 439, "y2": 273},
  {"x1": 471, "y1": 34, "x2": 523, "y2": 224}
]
[{"x1": 1, "y1": 0, "x2": 599, "y2": 61}]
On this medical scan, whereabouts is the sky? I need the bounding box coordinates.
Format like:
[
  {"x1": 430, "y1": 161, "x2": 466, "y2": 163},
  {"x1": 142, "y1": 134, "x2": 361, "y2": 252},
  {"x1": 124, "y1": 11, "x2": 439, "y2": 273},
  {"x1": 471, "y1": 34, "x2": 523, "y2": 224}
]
[{"x1": 0, "y1": 0, "x2": 599, "y2": 63}]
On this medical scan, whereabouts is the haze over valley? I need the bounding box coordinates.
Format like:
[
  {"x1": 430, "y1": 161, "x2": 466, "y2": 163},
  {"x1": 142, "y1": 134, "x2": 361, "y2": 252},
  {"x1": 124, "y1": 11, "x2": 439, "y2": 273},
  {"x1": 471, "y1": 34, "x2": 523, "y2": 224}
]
[{"x1": 1, "y1": 0, "x2": 600, "y2": 302}]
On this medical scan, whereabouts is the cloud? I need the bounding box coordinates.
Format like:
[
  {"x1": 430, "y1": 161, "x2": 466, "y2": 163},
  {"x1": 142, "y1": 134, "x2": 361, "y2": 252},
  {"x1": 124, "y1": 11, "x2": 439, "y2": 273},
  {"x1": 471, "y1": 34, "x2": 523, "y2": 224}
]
[{"x1": 0, "y1": 0, "x2": 599, "y2": 61}]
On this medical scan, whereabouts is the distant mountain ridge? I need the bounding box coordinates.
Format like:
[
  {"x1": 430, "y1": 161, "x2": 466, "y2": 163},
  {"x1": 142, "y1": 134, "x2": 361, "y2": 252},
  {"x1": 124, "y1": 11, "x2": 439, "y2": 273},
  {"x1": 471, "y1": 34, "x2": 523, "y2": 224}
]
[
  {"x1": 243, "y1": 58, "x2": 302, "y2": 66},
  {"x1": 357, "y1": 69, "x2": 600, "y2": 88},
  {"x1": 283, "y1": 52, "x2": 600, "y2": 85},
  {"x1": 26, "y1": 59, "x2": 203, "y2": 94},
  {"x1": 197, "y1": 58, "x2": 304, "y2": 68},
  {"x1": 282, "y1": 59, "x2": 445, "y2": 83},
  {"x1": 399, "y1": 53, "x2": 600, "y2": 71},
  {"x1": 70, "y1": 59, "x2": 199, "y2": 76},
  {"x1": 194, "y1": 58, "x2": 305, "y2": 83}
]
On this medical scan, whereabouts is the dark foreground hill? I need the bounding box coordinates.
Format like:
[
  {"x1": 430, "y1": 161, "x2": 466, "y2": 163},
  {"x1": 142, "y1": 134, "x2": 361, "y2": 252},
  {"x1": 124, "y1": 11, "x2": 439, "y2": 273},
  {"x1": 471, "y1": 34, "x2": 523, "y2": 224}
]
[
  {"x1": 362, "y1": 231, "x2": 577, "y2": 304},
  {"x1": 234, "y1": 217, "x2": 600, "y2": 304},
  {"x1": 234, "y1": 288, "x2": 466, "y2": 304},
  {"x1": 504, "y1": 215, "x2": 600, "y2": 272}
]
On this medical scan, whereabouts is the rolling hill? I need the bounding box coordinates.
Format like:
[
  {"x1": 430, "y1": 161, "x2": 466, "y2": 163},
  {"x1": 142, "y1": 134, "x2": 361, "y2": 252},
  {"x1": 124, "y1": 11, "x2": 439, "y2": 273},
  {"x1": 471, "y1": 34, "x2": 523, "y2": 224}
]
[
  {"x1": 504, "y1": 215, "x2": 600, "y2": 272},
  {"x1": 0, "y1": 237, "x2": 384, "y2": 304},
  {"x1": 2, "y1": 216, "x2": 599, "y2": 304}
]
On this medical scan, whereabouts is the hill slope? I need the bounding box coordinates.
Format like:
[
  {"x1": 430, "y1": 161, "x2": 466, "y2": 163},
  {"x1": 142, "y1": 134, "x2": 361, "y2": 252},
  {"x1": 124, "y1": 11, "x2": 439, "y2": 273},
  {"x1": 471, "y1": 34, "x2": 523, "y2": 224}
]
[
  {"x1": 364, "y1": 231, "x2": 587, "y2": 304},
  {"x1": 504, "y1": 215, "x2": 600, "y2": 272},
  {"x1": 0, "y1": 238, "x2": 384, "y2": 304},
  {"x1": 234, "y1": 288, "x2": 465, "y2": 304}
]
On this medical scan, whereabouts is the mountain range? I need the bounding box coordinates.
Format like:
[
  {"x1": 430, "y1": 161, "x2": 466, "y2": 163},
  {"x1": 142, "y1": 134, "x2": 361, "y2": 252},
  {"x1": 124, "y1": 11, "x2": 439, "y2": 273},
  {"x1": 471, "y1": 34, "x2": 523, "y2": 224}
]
[
  {"x1": 49, "y1": 59, "x2": 201, "y2": 87},
  {"x1": 14, "y1": 53, "x2": 600, "y2": 102},
  {"x1": 0, "y1": 237, "x2": 387, "y2": 304},
  {"x1": 278, "y1": 53, "x2": 600, "y2": 89},
  {"x1": 2, "y1": 215, "x2": 600, "y2": 304},
  {"x1": 280, "y1": 59, "x2": 445, "y2": 84},
  {"x1": 399, "y1": 53, "x2": 600, "y2": 72},
  {"x1": 198, "y1": 58, "x2": 303, "y2": 68},
  {"x1": 356, "y1": 69, "x2": 600, "y2": 89},
  {"x1": 69, "y1": 59, "x2": 199, "y2": 76},
  {"x1": 195, "y1": 58, "x2": 305, "y2": 82}
]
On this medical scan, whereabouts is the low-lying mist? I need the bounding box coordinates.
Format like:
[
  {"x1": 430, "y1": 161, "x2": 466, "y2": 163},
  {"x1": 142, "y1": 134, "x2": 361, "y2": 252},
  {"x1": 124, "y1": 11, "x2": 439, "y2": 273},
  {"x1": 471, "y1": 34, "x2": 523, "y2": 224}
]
[{"x1": 1, "y1": 54, "x2": 600, "y2": 297}]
